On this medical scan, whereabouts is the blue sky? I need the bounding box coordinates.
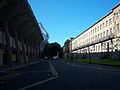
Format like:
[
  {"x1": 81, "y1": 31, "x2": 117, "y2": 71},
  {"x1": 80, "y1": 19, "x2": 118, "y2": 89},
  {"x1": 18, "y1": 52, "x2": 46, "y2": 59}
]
[{"x1": 29, "y1": 0, "x2": 119, "y2": 46}]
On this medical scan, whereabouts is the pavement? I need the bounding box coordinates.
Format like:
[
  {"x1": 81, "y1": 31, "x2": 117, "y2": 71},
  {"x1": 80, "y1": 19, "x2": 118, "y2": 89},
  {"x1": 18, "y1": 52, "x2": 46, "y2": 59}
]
[
  {"x1": 0, "y1": 60, "x2": 43, "y2": 73},
  {"x1": 0, "y1": 60, "x2": 120, "y2": 90}
]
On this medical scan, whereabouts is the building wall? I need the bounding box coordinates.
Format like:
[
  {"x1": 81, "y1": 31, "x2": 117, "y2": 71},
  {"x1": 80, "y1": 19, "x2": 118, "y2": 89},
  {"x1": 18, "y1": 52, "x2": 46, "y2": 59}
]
[
  {"x1": 0, "y1": 48, "x2": 3, "y2": 65},
  {"x1": 0, "y1": 0, "x2": 45, "y2": 66},
  {"x1": 0, "y1": 28, "x2": 43, "y2": 65},
  {"x1": 64, "y1": 3, "x2": 120, "y2": 60}
]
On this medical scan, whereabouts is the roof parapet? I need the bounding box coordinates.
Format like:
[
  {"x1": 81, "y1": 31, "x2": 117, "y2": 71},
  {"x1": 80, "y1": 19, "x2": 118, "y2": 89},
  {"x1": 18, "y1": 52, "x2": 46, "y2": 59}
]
[{"x1": 112, "y1": 2, "x2": 120, "y2": 10}]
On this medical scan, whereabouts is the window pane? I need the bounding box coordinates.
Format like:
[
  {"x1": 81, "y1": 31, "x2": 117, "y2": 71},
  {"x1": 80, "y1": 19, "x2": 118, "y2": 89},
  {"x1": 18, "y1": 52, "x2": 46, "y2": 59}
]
[{"x1": 117, "y1": 23, "x2": 120, "y2": 33}]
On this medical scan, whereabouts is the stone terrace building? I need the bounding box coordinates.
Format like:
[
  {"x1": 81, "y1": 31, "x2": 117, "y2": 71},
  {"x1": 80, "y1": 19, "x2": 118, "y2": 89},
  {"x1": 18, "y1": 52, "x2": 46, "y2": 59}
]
[
  {"x1": 63, "y1": 3, "x2": 120, "y2": 60},
  {"x1": 0, "y1": 0, "x2": 45, "y2": 66},
  {"x1": 63, "y1": 38, "x2": 73, "y2": 59}
]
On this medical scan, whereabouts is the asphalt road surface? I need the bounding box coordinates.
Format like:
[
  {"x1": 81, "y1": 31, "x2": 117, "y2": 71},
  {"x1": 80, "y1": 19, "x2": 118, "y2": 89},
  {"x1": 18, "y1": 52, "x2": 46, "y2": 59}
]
[{"x1": 0, "y1": 60, "x2": 120, "y2": 90}]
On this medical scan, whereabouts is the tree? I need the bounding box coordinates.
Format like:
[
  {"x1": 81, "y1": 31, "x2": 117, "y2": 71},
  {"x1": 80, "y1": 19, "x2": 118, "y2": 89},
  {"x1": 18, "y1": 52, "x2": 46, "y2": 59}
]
[{"x1": 42, "y1": 42, "x2": 61, "y2": 59}]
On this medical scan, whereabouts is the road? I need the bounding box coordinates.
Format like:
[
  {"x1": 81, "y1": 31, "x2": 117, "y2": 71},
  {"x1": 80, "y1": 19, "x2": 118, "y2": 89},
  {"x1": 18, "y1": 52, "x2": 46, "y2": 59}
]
[{"x1": 0, "y1": 60, "x2": 120, "y2": 90}]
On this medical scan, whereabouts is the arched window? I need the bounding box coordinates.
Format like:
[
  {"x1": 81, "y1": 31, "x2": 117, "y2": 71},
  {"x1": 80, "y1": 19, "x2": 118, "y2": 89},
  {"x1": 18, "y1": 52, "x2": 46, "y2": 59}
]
[
  {"x1": 98, "y1": 34, "x2": 99, "y2": 39},
  {"x1": 100, "y1": 24, "x2": 102, "y2": 30},
  {"x1": 97, "y1": 26, "x2": 99, "y2": 31},
  {"x1": 103, "y1": 31, "x2": 105, "y2": 37},
  {"x1": 101, "y1": 33, "x2": 102, "y2": 38},
  {"x1": 106, "y1": 30, "x2": 109, "y2": 36},
  {"x1": 116, "y1": 13, "x2": 119, "y2": 20},
  {"x1": 103, "y1": 23, "x2": 105, "y2": 28},
  {"x1": 110, "y1": 28, "x2": 112, "y2": 35},
  {"x1": 117, "y1": 23, "x2": 120, "y2": 33},
  {"x1": 106, "y1": 20, "x2": 108, "y2": 27},
  {"x1": 109, "y1": 18, "x2": 112, "y2": 25}
]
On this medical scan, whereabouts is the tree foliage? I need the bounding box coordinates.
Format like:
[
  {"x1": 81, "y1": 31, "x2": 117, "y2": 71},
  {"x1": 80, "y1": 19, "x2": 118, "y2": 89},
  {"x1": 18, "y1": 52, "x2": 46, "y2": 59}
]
[{"x1": 42, "y1": 42, "x2": 61, "y2": 58}]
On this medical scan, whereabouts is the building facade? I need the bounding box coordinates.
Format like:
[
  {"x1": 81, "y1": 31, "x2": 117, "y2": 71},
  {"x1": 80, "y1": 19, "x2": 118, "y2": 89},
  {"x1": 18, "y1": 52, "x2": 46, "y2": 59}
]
[
  {"x1": 0, "y1": 0, "x2": 45, "y2": 66},
  {"x1": 63, "y1": 38, "x2": 73, "y2": 59},
  {"x1": 63, "y1": 3, "x2": 120, "y2": 60}
]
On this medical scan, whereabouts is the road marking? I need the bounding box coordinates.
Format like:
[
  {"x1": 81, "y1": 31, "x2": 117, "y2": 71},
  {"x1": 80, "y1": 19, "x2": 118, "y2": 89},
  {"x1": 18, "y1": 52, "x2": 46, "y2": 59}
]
[
  {"x1": 0, "y1": 73, "x2": 21, "y2": 81},
  {"x1": 48, "y1": 61, "x2": 59, "y2": 76},
  {"x1": 18, "y1": 60, "x2": 59, "y2": 90},
  {"x1": 66, "y1": 63, "x2": 75, "y2": 67},
  {"x1": 18, "y1": 76, "x2": 58, "y2": 90},
  {"x1": 66, "y1": 62, "x2": 120, "y2": 72},
  {"x1": 13, "y1": 70, "x2": 52, "y2": 74}
]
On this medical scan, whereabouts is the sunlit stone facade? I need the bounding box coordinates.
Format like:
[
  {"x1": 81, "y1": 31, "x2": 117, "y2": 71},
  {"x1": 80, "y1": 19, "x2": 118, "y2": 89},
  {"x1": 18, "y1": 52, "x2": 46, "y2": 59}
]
[{"x1": 63, "y1": 3, "x2": 120, "y2": 60}]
